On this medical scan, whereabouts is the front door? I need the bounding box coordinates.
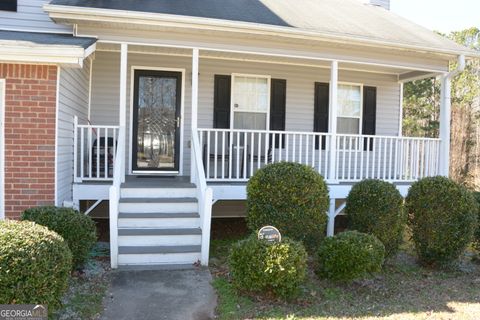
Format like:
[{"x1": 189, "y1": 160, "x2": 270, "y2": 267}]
[{"x1": 132, "y1": 70, "x2": 182, "y2": 172}]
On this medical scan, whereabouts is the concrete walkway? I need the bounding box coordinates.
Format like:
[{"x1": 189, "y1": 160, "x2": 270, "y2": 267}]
[{"x1": 101, "y1": 268, "x2": 217, "y2": 320}]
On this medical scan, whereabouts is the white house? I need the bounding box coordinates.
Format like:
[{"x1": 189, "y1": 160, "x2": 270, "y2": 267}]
[{"x1": 0, "y1": 0, "x2": 477, "y2": 269}]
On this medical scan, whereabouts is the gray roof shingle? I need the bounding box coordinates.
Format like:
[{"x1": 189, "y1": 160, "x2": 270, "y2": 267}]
[
  {"x1": 0, "y1": 30, "x2": 96, "y2": 48},
  {"x1": 49, "y1": 0, "x2": 473, "y2": 55}
]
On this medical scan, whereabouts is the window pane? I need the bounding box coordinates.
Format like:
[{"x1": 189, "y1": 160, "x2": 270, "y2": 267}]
[
  {"x1": 338, "y1": 84, "x2": 361, "y2": 117},
  {"x1": 337, "y1": 117, "x2": 359, "y2": 134},
  {"x1": 234, "y1": 112, "x2": 267, "y2": 130},
  {"x1": 233, "y1": 76, "x2": 268, "y2": 112}
]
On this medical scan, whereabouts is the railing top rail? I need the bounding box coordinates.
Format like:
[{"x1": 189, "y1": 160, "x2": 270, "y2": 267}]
[
  {"x1": 197, "y1": 128, "x2": 441, "y2": 142},
  {"x1": 336, "y1": 133, "x2": 441, "y2": 141},
  {"x1": 198, "y1": 128, "x2": 332, "y2": 136},
  {"x1": 77, "y1": 124, "x2": 121, "y2": 129},
  {"x1": 112, "y1": 126, "x2": 126, "y2": 188}
]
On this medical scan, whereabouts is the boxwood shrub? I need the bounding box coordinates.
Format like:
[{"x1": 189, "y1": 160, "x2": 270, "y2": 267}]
[
  {"x1": 345, "y1": 179, "x2": 406, "y2": 257},
  {"x1": 0, "y1": 220, "x2": 72, "y2": 308},
  {"x1": 316, "y1": 231, "x2": 385, "y2": 281},
  {"x1": 22, "y1": 206, "x2": 97, "y2": 269},
  {"x1": 246, "y1": 162, "x2": 329, "y2": 250},
  {"x1": 228, "y1": 235, "x2": 307, "y2": 299},
  {"x1": 406, "y1": 176, "x2": 477, "y2": 266}
]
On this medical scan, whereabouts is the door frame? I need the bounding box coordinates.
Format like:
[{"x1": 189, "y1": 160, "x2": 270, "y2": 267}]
[
  {"x1": 0, "y1": 79, "x2": 5, "y2": 219},
  {"x1": 129, "y1": 66, "x2": 185, "y2": 175}
]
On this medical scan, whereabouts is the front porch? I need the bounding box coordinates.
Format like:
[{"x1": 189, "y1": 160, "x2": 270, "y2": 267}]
[{"x1": 67, "y1": 42, "x2": 453, "y2": 268}]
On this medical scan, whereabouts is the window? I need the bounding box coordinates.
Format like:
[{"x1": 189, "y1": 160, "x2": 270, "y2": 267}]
[
  {"x1": 0, "y1": 0, "x2": 17, "y2": 12},
  {"x1": 231, "y1": 74, "x2": 270, "y2": 130},
  {"x1": 337, "y1": 84, "x2": 362, "y2": 134}
]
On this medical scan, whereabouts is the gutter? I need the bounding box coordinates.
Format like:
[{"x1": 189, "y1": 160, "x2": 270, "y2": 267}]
[{"x1": 43, "y1": 4, "x2": 479, "y2": 59}]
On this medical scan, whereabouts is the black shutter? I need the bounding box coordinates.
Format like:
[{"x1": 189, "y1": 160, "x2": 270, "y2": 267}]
[
  {"x1": 213, "y1": 75, "x2": 231, "y2": 128},
  {"x1": 270, "y1": 79, "x2": 286, "y2": 148},
  {"x1": 314, "y1": 82, "x2": 329, "y2": 150},
  {"x1": 362, "y1": 86, "x2": 377, "y2": 151},
  {"x1": 0, "y1": 0, "x2": 17, "y2": 11}
]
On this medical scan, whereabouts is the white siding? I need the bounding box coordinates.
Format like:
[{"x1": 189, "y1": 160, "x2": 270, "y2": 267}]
[
  {"x1": 90, "y1": 51, "x2": 400, "y2": 175},
  {"x1": 0, "y1": 0, "x2": 70, "y2": 33},
  {"x1": 57, "y1": 59, "x2": 90, "y2": 205}
]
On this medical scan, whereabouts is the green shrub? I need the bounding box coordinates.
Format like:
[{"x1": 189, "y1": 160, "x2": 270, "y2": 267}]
[
  {"x1": 228, "y1": 235, "x2": 307, "y2": 299},
  {"x1": 316, "y1": 231, "x2": 385, "y2": 281},
  {"x1": 406, "y1": 176, "x2": 477, "y2": 266},
  {"x1": 345, "y1": 179, "x2": 406, "y2": 258},
  {"x1": 473, "y1": 192, "x2": 480, "y2": 251},
  {"x1": 246, "y1": 162, "x2": 329, "y2": 250},
  {"x1": 0, "y1": 220, "x2": 72, "y2": 308},
  {"x1": 22, "y1": 206, "x2": 97, "y2": 269}
]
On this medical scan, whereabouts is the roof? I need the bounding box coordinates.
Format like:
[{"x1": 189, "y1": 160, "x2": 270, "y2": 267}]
[
  {"x1": 0, "y1": 30, "x2": 97, "y2": 67},
  {"x1": 0, "y1": 30, "x2": 96, "y2": 49},
  {"x1": 48, "y1": 0, "x2": 475, "y2": 57}
]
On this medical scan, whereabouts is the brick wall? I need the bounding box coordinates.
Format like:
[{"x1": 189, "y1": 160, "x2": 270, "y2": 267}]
[{"x1": 0, "y1": 64, "x2": 57, "y2": 219}]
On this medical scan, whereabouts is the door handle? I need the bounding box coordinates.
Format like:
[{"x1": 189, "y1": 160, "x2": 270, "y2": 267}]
[{"x1": 176, "y1": 117, "x2": 181, "y2": 128}]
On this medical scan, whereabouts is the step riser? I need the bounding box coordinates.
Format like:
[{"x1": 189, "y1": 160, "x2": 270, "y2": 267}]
[
  {"x1": 121, "y1": 188, "x2": 197, "y2": 198},
  {"x1": 118, "y1": 235, "x2": 202, "y2": 246},
  {"x1": 119, "y1": 202, "x2": 198, "y2": 213},
  {"x1": 118, "y1": 218, "x2": 200, "y2": 228},
  {"x1": 118, "y1": 252, "x2": 201, "y2": 265}
]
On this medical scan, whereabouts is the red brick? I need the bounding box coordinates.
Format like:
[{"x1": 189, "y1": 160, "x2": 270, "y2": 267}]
[{"x1": 1, "y1": 63, "x2": 57, "y2": 219}]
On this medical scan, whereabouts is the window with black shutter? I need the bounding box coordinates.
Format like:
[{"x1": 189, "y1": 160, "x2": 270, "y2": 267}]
[
  {"x1": 362, "y1": 86, "x2": 377, "y2": 151},
  {"x1": 0, "y1": 0, "x2": 17, "y2": 12},
  {"x1": 213, "y1": 75, "x2": 231, "y2": 129},
  {"x1": 314, "y1": 82, "x2": 329, "y2": 150},
  {"x1": 270, "y1": 79, "x2": 286, "y2": 148}
]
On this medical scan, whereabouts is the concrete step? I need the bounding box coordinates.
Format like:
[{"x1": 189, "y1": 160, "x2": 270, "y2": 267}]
[
  {"x1": 119, "y1": 197, "x2": 198, "y2": 214},
  {"x1": 118, "y1": 228, "x2": 202, "y2": 246},
  {"x1": 118, "y1": 212, "x2": 199, "y2": 219},
  {"x1": 120, "y1": 187, "x2": 196, "y2": 199},
  {"x1": 118, "y1": 213, "x2": 200, "y2": 228},
  {"x1": 118, "y1": 245, "x2": 201, "y2": 265}
]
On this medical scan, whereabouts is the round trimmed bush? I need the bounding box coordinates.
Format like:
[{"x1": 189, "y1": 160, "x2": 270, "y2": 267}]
[
  {"x1": 316, "y1": 231, "x2": 385, "y2": 281},
  {"x1": 0, "y1": 220, "x2": 72, "y2": 308},
  {"x1": 22, "y1": 206, "x2": 97, "y2": 269},
  {"x1": 228, "y1": 235, "x2": 307, "y2": 299},
  {"x1": 246, "y1": 162, "x2": 329, "y2": 250},
  {"x1": 345, "y1": 179, "x2": 406, "y2": 258},
  {"x1": 406, "y1": 176, "x2": 478, "y2": 266}
]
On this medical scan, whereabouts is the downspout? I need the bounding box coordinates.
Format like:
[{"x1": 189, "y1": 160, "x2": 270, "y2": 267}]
[{"x1": 439, "y1": 54, "x2": 465, "y2": 176}]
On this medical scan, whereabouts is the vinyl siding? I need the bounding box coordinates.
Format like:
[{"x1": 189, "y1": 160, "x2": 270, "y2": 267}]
[
  {"x1": 90, "y1": 51, "x2": 400, "y2": 175},
  {"x1": 57, "y1": 59, "x2": 90, "y2": 205},
  {"x1": 0, "y1": 0, "x2": 71, "y2": 33}
]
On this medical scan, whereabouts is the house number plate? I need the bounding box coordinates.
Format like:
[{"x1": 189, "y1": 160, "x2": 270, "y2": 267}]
[{"x1": 258, "y1": 226, "x2": 281, "y2": 243}]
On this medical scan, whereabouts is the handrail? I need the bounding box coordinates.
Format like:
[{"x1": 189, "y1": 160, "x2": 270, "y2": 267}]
[
  {"x1": 192, "y1": 129, "x2": 213, "y2": 266},
  {"x1": 108, "y1": 125, "x2": 125, "y2": 269}
]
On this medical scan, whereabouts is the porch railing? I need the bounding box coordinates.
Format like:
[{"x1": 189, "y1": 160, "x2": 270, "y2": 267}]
[
  {"x1": 73, "y1": 116, "x2": 121, "y2": 182},
  {"x1": 197, "y1": 128, "x2": 441, "y2": 183},
  {"x1": 191, "y1": 129, "x2": 213, "y2": 266}
]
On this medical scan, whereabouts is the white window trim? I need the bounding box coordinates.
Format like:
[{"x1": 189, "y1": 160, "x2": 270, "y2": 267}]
[
  {"x1": 336, "y1": 81, "x2": 363, "y2": 135},
  {"x1": 230, "y1": 73, "x2": 271, "y2": 130}
]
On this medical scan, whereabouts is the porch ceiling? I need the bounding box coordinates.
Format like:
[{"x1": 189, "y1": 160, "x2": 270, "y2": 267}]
[{"x1": 96, "y1": 42, "x2": 440, "y2": 80}]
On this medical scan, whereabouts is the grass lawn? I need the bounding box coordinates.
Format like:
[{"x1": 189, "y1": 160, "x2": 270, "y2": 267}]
[
  {"x1": 53, "y1": 242, "x2": 111, "y2": 320},
  {"x1": 210, "y1": 237, "x2": 480, "y2": 320}
]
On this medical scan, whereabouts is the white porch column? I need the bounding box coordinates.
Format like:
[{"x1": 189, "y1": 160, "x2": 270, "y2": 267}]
[
  {"x1": 119, "y1": 43, "x2": 128, "y2": 182},
  {"x1": 328, "y1": 60, "x2": 338, "y2": 182},
  {"x1": 439, "y1": 74, "x2": 451, "y2": 177},
  {"x1": 191, "y1": 48, "x2": 199, "y2": 182}
]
